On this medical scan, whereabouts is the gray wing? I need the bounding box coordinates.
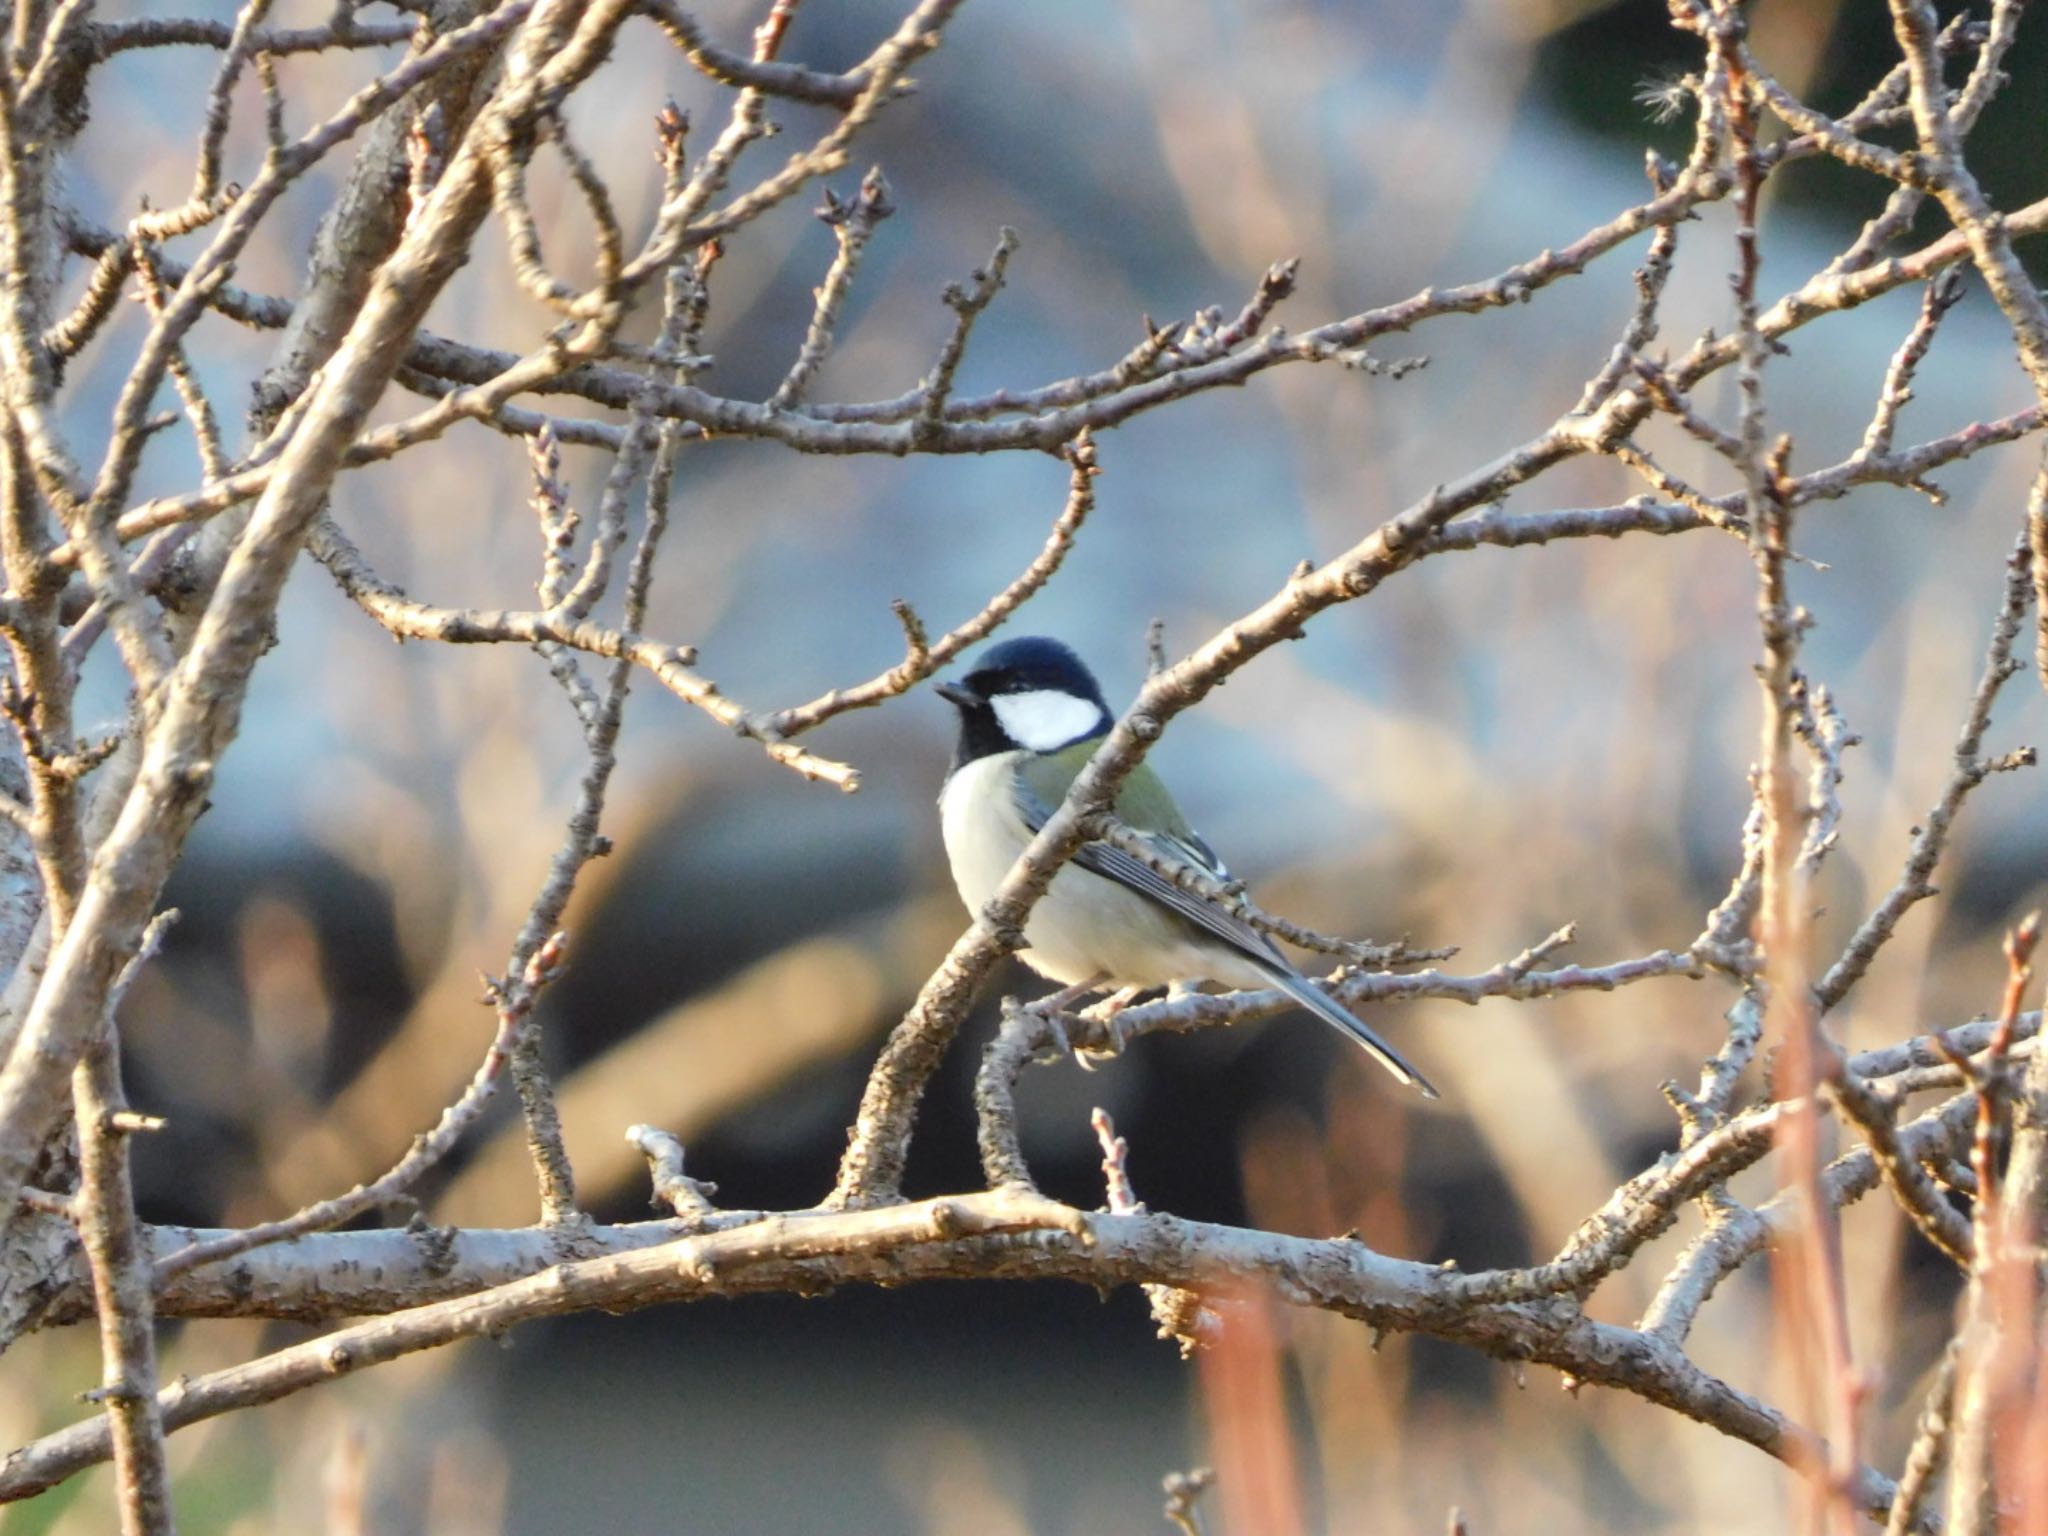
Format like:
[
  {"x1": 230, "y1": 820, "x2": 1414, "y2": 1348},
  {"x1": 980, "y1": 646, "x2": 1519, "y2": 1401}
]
[
  {"x1": 1012, "y1": 780, "x2": 1441, "y2": 1097},
  {"x1": 1011, "y1": 780, "x2": 1287, "y2": 969}
]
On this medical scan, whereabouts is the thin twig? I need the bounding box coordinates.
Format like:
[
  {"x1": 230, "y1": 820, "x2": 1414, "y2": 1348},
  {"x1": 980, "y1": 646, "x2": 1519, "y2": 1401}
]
[
  {"x1": 1856, "y1": 270, "x2": 1966, "y2": 463},
  {"x1": 768, "y1": 167, "x2": 893, "y2": 412},
  {"x1": 1885, "y1": 1341, "x2": 1962, "y2": 1536},
  {"x1": 756, "y1": 432, "x2": 1097, "y2": 737},
  {"x1": 1094, "y1": 1109, "x2": 1218, "y2": 1356},
  {"x1": 1816, "y1": 535, "x2": 2036, "y2": 1013},
  {"x1": 625, "y1": 1125, "x2": 716, "y2": 1221},
  {"x1": 69, "y1": 911, "x2": 177, "y2": 1535},
  {"x1": 911, "y1": 228, "x2": 1017, "y2": 443},
  {"x1": 1940, "y1": 912, "x2": 2040, "y2": 1535}
]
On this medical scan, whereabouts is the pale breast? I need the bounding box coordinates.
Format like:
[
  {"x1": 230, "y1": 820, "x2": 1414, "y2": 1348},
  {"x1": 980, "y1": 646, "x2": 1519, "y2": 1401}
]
[
  {"x1": 938, "y1": 754, "x2": 1035, "y2": 911},
  {"x1": 938, "y1": 753, "x2": 1259, "y2": 991}
]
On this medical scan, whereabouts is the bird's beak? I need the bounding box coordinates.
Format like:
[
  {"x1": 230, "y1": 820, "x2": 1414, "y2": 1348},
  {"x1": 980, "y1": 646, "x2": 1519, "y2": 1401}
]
[{"x1": 935, "y1": 680, "x2": 979, "y2": 709}]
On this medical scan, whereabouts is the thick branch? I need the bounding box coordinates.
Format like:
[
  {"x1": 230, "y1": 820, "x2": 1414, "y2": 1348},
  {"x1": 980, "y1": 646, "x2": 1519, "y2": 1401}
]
[{"x1": 3, "y1": 1195, "x2": 1899, "y2": 1523}]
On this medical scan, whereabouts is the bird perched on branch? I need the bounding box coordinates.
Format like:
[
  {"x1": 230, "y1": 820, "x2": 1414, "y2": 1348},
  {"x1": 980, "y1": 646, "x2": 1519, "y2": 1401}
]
[{"x1": 936, "y1": 636, "x2": 1437, "y2": 1096}]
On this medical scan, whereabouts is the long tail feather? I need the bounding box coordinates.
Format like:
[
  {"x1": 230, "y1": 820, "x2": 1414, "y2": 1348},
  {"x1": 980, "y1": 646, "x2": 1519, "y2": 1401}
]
[{"x1": 1258, "y1": 963, "x2": 1439, "y2": 1099}]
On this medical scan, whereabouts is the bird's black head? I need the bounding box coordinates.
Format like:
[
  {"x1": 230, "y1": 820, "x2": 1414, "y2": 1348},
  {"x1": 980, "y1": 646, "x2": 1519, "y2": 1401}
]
[{"x1": 937, "y1": 636, "x2": 1112, "y2": 766}]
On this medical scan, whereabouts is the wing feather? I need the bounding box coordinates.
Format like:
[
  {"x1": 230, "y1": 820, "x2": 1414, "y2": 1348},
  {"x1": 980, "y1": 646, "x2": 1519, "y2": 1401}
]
[
  {"x1": 1011, "y1": 777, "x2": 1439, "y2": 1097},
  {"x1": 1010, "y1": 779, "x2": 1285, "y2": 969}
]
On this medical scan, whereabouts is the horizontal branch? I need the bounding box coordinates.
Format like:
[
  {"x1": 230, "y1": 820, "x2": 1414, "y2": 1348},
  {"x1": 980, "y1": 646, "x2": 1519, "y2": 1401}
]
[
  {"x1": 637, "y1": 0, "x2": 877, "y2": 107},
  {"x1": 85, "y1": 16, "x2": 419, "y2": 57},
  {"x1": 1421, "y1": 498, "x2": 1713, "y2": 553},
  {"x1": 312, "y1": 519, "x2": 859, "y2": 789},
  {"x1": 1850, "y1": 1011, "x2": 2041, "y2": 1080},
  {"x1": 51, "y1": 199, "x2": 2043, "y2": 602},
  {"x1": 1641, "y1": 1087, "x2": 1979, "y2": 1348},
  {"x1": 1065, "y1": 942, "x2": 1708, "y2": 1056},
  {"x1": 1, "y1": 1194, "x2": 1898, "y2": 1523}
]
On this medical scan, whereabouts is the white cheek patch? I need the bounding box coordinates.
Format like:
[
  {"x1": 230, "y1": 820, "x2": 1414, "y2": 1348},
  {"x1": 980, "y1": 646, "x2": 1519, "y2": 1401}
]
[{"x1": 990, "y1": 689, "x2": 1105, "y2": 751}]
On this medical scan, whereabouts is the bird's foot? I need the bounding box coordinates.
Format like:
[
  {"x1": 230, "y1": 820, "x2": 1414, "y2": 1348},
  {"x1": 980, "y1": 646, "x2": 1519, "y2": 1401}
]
[
  {"x1": 1074, "y1": 986, "x2": 1145, "y2": 1069},
  {"x1": 1025, "y1": 972, "x2": 1109, "y2": 1062},
  {"x1": 1033, "y1": 1012, "x2": 1077, "y2": 1063},
  {"x1": 1024, "y1": 992, "x2": 1087, "y2": 1066},
  {"x1": 1028, "y1": 972, "x2": 1111, "y2": 1018}
]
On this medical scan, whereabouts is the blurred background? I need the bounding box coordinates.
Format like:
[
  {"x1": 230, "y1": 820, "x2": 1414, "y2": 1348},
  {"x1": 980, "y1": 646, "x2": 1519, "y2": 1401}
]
[{"x1": 9, "y1": 0, "x2": 2048, "y2": 1530}]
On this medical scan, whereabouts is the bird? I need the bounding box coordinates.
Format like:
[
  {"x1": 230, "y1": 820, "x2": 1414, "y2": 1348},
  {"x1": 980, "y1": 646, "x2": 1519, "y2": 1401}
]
[{"x1": 935, "y1": 635, "x2": 1437, "y2": 1097}]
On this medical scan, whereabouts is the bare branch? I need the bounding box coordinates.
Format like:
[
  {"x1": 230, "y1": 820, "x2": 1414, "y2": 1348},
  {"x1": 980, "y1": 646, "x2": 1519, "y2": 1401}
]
[
  {"x1": 1816, "y1": 535, "x2": 2035, "y2": 1013},
  {"x1": 1888, "y1": 0, "x2": 2048, "y2": 403},
  {"x1": 768, "y1": 166, "x2": 893, "y2": 412},
  {"x1": 757, "y1": 431, "x2": 1097, "y2": 738},
  {"x1": 0, "y1": 0, "x2": 629, "y2": 1249},
  {"x1": 635, "y1": 0, "x2": 878, "y2": 107},
  {"x1": 86, "y1": 17, "x2": 417, "y2": 58},
  {"x1": 1855, "y1": 270, "x2": 1966, "y2": 463},
  {"x1": 912, "y1": 227, "x2": 1017, "y2": 441},
  {"x1": 1, "y1": 1194, "x2": 1904, "y2": 1521},
  {"x1": 1885, "y1": 1340, "x2": 1961, "y2": 1536},
  {"x1": 311, "y1": 518, "x2": 857, "y2": 787},
  {"x1": 68, "y1": 911, "x2": 176, "y2": 1535},
  {"x1": 627, "y1": 1125, "x2": 717, "y2": 1221},
  {"x1": 1094, "y1": 1108, "x2": 1218, "y2": 1356},
  {"x1": 1942, "y1": 912, "x2": 2040, "y2": 1536}
]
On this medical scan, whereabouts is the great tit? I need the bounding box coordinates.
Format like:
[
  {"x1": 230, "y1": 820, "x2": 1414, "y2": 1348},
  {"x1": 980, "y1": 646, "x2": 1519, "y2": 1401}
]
[{"x1": 936, "y1": 636, "x2": 1437, "y2": 1097}]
